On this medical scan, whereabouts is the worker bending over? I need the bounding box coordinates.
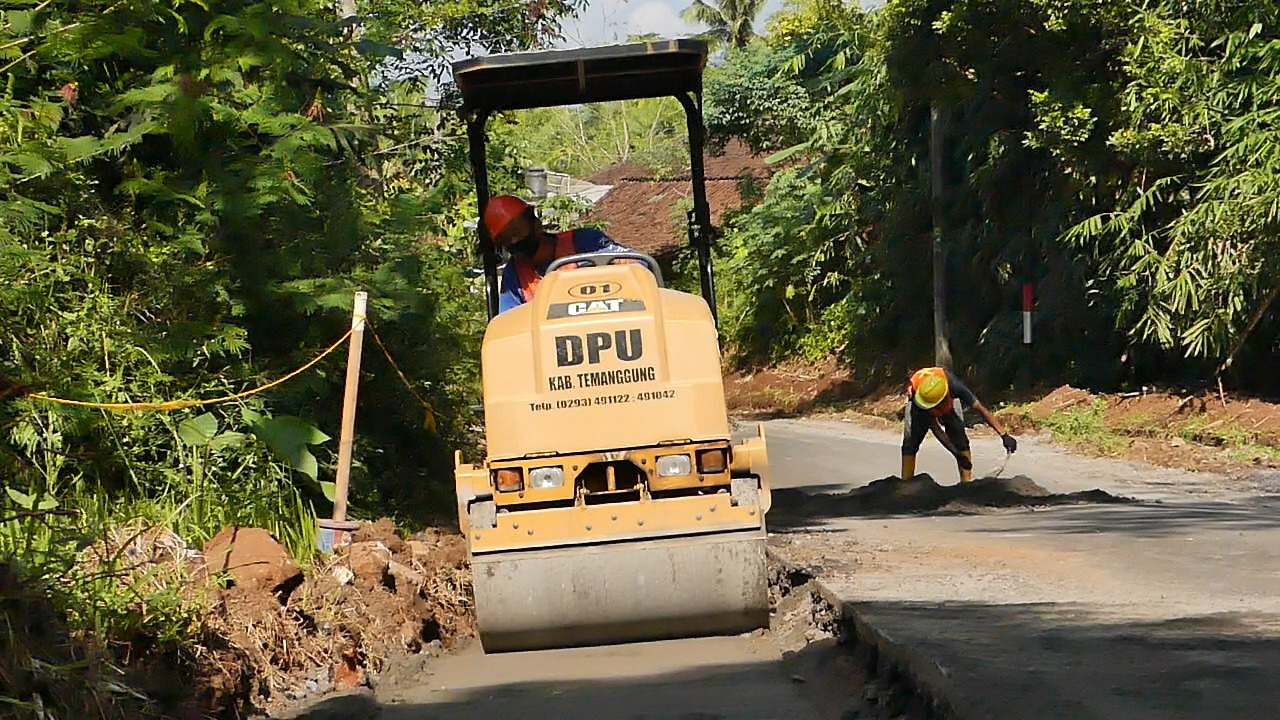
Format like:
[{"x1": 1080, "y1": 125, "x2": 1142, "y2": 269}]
[
  {"x1": 484, "y1": 194, "x2": 635, "y2": 314},
  {"x1": 902, "y1": 366, "x2": 1017, "y2": 483}
]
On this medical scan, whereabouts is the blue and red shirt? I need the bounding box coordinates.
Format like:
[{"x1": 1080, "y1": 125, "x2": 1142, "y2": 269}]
[{"x1": 497, "y1": 228, "x2": 630, "y2": 314}]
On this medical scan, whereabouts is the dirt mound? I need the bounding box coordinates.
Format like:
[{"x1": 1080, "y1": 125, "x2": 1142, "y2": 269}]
[
  {"x1": 1023, "y1": 385, "x2": 1096, "y2": 419},
  {"x1": 351, "y1": 517, "x2": 405, "y2": 553},
  {"x1": 995, "y1": 384, "x2": 1280, "y2": 472},
  {"x1": 204, "y1": 526, "x2": 303, "y2": 595},
  {"x1": 771, "y1": 474, "x2": 1132, "y2": 522},
  {"x1": 68, "y1": 517, "x2": 465, "y2": 712},
  {"x1": 188, "y1": 520, "x2": 472, "y2": 716}
]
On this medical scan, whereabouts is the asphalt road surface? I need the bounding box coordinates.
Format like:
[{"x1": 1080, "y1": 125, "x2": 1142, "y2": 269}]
[
  {"x1": 289, "y1": 417, "x2": 1280, "y2": 719},
  {"x1": 762, "y1": 417, "x2": 1280, "y2": 720}
]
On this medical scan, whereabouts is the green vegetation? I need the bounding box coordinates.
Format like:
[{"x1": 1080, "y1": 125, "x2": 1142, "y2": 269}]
[
  {"x1": 503, "y1": 97, "x2": 689, "y2": 178},
  {"x1": 8, "y1": 0, "x2": 1280, "y2": 710},
  {"x1": 0, "y1": 0, "x2": 584, "y2": 714},
  {"x1": 1031, "y1": 400, "x2": 1130, "y2": 457},
  {"x1": 700, "y1": 0, "x2": 1280, "y2": 398},
  {"x1": 994, "y1": 399, "x2": 1280, "y2": 464},
  {"x1": 681, "y1": 0, "x2": 766, "y2": 51}
]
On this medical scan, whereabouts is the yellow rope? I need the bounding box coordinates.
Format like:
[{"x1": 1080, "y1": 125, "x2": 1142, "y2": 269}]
[
  {"x1": 367, "y1": 322, "x2": 437, "y2": 432},
  {"x1": 26, "y1": 328, "x2": 355, "y2": 412}
]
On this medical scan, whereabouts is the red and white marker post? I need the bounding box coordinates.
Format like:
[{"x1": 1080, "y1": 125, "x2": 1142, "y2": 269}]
[{"x1": 1022, "y1": 283, "x2": 1033, "y2": 345}]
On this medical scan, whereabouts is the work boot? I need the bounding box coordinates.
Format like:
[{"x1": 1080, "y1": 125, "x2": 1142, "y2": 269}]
[
  {"x1": 958, "y1": 450, "x2": 973, "y2": 483},
  {"x1": 901, "y1": 454, "x2": 916, "y2": 481}
]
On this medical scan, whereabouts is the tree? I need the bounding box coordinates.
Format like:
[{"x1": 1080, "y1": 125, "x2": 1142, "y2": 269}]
[
  {"x1": 704, "y1": 40, "x2": 813, "y2": 153},
  {"x1": 504, "y1": 98, "x2": 688, "y2": 177},
  {"x1": 0, "y1": 0, "x2": 599, "y2": 713},
  {"x1": 700, "y1": 0, "x2": 1280, "y2": 395},
  {"x1": 0, "y1": 0, "x2": 588, "y2": 583},
  {"x1": 681, "y1": 0, "x2": 764, "y2": 50}
]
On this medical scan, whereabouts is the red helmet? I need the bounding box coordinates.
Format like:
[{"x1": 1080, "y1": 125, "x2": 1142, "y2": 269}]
[{"x1": 483, "y1": 194, "x2": 531, "y2": 243}]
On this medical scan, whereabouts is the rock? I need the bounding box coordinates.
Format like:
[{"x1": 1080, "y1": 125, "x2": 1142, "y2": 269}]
[
  {"x1": 202, "y1": 526, "x2": 301, "y2": 594},
  {"x1": 406, "y1": 540, "x2": 432, "y2": 561},
  {"x1": 345, "y1": 541, "x2": 391, "y2": 583},
  {"x1": 388, "y1": 559, "x2": 425, "y2": 591},
  {"x1": 399, "y1": 620, "x2": 424, "y2": 649},
  {"x1": 330, "y1": 565, "x2": 355, "y2": 585},
  {"x1": 333, "y1": 654, "x2": 368, "y2": 692},
  {"x1": 351, "y1": 518, "x2": 404, "y2": 554}
]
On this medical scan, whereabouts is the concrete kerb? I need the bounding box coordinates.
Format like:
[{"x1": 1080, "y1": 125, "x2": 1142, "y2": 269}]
[{"x1": 767, "y1": 546, "x2": 966, "y2": 720}]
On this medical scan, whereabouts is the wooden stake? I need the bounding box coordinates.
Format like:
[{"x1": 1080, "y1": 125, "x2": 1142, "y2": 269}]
[{"x1": 332, "y1": 291, "x2": 367, "y2": 522}]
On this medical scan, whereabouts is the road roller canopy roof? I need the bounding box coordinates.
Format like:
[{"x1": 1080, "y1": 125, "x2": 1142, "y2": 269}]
[
  {"x1": 453, "y1": 39, "x2": 718, "y2": 324},
  {"x1": 451, "y1": 39, "x2": 708, "y2": 113}
]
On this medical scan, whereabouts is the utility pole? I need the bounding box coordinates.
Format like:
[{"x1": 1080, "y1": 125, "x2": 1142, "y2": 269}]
[{"x1": 929, "y1": 101, "x2": 953, "y2": 369}]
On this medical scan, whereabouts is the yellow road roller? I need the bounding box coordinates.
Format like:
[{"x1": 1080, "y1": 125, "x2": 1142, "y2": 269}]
[{"x1": 450, "y1": 39, "x2": 771, "y2": 653}]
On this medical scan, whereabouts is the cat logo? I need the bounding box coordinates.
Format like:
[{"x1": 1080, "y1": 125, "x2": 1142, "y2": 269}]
[{"x1": 547, "y1": 299, "x2": 646, "y2": 319}]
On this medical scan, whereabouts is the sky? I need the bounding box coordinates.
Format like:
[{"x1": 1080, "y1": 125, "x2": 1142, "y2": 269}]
[{"x1": 557, "y1": 0, "x2": 791, "y2": 47}]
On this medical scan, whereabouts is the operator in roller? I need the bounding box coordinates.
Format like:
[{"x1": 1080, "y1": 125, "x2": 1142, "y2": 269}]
[
  {"x1": 901, "y1": 366, "x2": 1017, "y2": 483},
  {"x1": 484, "y1": 194, "x2": 635, "y2": 314}
]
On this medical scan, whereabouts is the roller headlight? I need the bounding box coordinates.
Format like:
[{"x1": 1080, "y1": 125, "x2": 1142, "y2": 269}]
[
  {"x1": 656, "y1": 454, "x2": 692, "y2": 477},
  {"x1": 529, "y1": 466, "x2": 564, "y2": 489}
]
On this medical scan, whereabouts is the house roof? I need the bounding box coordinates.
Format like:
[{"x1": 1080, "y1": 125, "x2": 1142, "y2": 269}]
[{"x1": 583, "y1": 139, "x2": 772, "y2": 258}]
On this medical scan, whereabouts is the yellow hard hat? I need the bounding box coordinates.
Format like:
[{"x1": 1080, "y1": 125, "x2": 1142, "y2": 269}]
[{"x1": 913, "y1": 368, "x2": 949, "y2": 409}]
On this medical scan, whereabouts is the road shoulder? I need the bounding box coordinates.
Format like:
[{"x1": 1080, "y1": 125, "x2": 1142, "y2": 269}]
[{"x1": 763, "y1": 417, "x2": 1280, "y2": 720}]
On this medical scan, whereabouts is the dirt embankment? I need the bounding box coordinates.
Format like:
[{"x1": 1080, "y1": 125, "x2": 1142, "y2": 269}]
[
  {"x1": 724, "y1": 358, "x2": 859, "y2": 417},
  {"x1": 196, "y1": 519, "x2": 473, "y2": 717},
  {"x1": 2, "y1": 518, "x2": 474, "y2": 720},
  {"x1": 725, "y1": 361, "x2": 1280, "y2": 475}
]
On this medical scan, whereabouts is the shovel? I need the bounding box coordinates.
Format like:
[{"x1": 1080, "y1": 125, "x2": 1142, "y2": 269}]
[{"x1": 986, "y1": 450, "x2": 1012, "y2": 479}]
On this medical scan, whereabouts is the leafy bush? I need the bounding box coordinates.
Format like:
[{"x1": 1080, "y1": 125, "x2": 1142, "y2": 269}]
[
  {"x1": 0, "y1": 0, "x2": 587, "y2": 710},
  {"x1": 700, "y1": 0, "x2": 1280, "y2": 396}
]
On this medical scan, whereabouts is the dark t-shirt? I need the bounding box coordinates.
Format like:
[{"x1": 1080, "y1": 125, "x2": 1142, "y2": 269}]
[{"x1": 944, "y1": 368, "x2": 977, "y2": 408}]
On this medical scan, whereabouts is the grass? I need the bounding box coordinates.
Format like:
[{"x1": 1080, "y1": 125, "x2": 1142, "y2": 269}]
[
  {"x1": 0, "y1": 466, "x2": 320, "y2": 717},
  {"x1": 1173, "y1": 415, "x2": 1258, "y2": 448},
  {"x1": 1223, "y1": 443, "x2": 1280, "y2": 465},
  {"x1": 999, "y1": 397, "x2": 1280, "y2": 469},
  {"x1": 737, "y1": 386, "x2": 808, "y2": 414},
  {"x1": 0, "y1": 505, "x2": 207, "y2": 719},
  {"x1": 1033, "y1": 399, "x2": 1131, "y2": 456}
]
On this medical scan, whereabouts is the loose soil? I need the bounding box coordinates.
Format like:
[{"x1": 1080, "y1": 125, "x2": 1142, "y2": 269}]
[
  {"x1": 205, "y1": 522, "x2": 474, "y2": 717},
  {"x1": 725, "y1": 361, "x2": 1280, "y2": 476},
  {"x1": 769, "y1": 474, "x2": 1131, "y2": 529},
  {"x1": 1, "y1": 519, "x2": 475, "y2": 720}
]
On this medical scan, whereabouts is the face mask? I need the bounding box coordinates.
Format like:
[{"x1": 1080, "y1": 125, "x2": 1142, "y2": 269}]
[{"x1": 509, "y1": 233, "x2": 540, "y2": 258}]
